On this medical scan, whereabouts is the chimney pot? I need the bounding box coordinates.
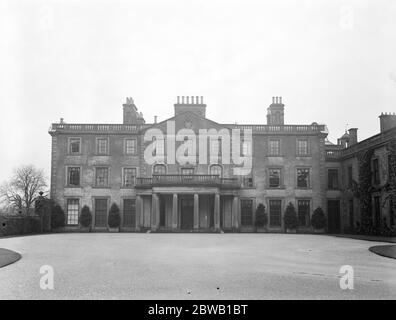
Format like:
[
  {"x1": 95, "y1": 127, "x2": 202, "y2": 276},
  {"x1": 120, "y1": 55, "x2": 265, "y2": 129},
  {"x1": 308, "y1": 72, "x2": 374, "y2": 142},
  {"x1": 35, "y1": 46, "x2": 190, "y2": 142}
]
[
  {"x1": 201, "y1": 96, "x2": 203, "y2": 104},
  {"x1": 186, "y1": 96, "x2": 189, "y2": 104},
  {"x1": 280, "y1": 97, "x2": 282, "y2": 104},
  {"x1": 154, "y1": 115, "x2": 158, "y2": 123}
]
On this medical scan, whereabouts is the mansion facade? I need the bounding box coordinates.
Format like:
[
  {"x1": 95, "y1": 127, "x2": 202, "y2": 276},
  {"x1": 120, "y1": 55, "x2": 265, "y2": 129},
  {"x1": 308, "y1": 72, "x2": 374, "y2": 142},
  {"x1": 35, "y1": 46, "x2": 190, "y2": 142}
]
[{"x1": 49, "y1": 96, "x2": 396, "y2": 233}]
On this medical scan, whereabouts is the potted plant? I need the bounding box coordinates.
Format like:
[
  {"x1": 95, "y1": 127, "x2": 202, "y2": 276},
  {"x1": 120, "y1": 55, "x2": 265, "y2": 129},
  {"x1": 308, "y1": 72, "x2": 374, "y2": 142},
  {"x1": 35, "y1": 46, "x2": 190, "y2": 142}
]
[
  {"x1": 108, "y1": 203, "x2": 121, "y2": 232},
  {"x1": 311, "y1": 207, "x2": 326, "y2": 233},
  {"x1": 51, "y1": 204, "x2": 65, "y2": 232},
  {"x1": 79, "y1": 205, "x2": 92, "y2": 232},
  {"x1": 283, "y1": 202, "x2": 298, "y2": 233},
  {"x1": 255, "y1": 203, "x2": 268, "y2": 232}
]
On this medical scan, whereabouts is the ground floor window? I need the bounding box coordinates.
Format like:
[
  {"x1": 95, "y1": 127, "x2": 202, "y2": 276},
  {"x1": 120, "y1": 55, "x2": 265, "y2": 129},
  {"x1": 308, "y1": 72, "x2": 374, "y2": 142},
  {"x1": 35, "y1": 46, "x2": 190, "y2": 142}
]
[
  {"x1": 269, "y1": 200, "x2": 282, "y2": 227},
  {"x1": 123, "y1": 199, "x2": 136, "y2": 228},
  {"x1": 390, "y1": 199, "x2": 395, "y2": 226},
  {"x1": 241, "y1": 199, "x2": 253, "y2": 226},
  {"x1": 298, "y1": 200, "x2": 310, "y2": 227},
  {"x1": 66, "y1": 198, "x2": 79, "y2": 225},
  {"x1": 374, "y1": 196, "x2": 381, "y2": 227},
  {"x1": 349, "y1": 199, "x2": 354, "y2": 228},
  {"x1": 95, "y1": 198, "x2": 108, "y2": 227}
]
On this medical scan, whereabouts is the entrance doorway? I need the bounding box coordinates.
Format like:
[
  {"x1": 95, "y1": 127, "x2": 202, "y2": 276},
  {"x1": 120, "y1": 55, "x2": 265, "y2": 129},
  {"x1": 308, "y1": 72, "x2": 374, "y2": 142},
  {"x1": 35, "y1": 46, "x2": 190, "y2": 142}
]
[
  {"x1": 327, "y1": 200, "x2": 341, "y2": 233},
  {"x1": 180, "y1": 197, "x2": 194, "y2": 230}
]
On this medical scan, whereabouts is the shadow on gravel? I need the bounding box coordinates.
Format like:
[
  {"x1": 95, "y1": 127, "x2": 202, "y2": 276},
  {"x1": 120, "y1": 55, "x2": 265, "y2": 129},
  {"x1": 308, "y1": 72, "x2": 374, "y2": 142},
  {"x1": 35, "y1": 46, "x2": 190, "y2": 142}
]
[
  {"x1": 369, "y1": 245, "x2": 396, "y2": 260},
  {"x1": 0, "y1": 248, "x2": 21, "y2": 268}
]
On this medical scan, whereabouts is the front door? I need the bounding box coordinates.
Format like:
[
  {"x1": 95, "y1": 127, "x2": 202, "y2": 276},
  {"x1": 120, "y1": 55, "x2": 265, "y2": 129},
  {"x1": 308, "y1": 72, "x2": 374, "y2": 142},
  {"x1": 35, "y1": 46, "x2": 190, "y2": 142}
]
[
  {"x1": 327, "y1": 200, "x2": 341, "y2": 233},
  {"x1": 180, "y1": 197, "x2": 194, "y2": 230}
]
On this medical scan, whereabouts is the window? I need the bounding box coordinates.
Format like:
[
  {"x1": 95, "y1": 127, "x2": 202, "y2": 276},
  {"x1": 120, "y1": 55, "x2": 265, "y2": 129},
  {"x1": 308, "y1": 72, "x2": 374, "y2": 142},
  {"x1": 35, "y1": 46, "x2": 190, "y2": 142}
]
[
  {"x1": 297, "y1": 139, "x2": 309, "y2": 155},
  {"x1": 154, "y1": 137, "x2": 165, "y2": 156},
  {"x1": 97, "y1": 138, "x2": 108, "y2": 155},
  {"x1": 123, "y1": 199, "x2": 136, "y2": 228},
  {"x1": 347, "y1": 166, "x2": 353, "y2": 188},
  {"x1": 241, "y1": 199, "x2": 253, "y2": 226},
  {"x1": 297, "y1": 168, "x2": 310, "y2": 188},
  {"x1": 269, "y1": 139, "x2": 280, "y2": 156},
  {"x1": 269, "y1": 200, "x2": 282, "y2": 227},
  {"x1": 349, "y1": 199, "x2": 354, "y2": 228},
  {"x1": 125, "y1": 139, "x2": 137, "y2": 155},
  {"x1": 389, "y1": 154, "x2": 394, "y2": 179},
  {"x1": 269, "y1": 169, "x2": 281, "y2": 188},
  {"x1": 390, "y1": 199, "x2": 395, "y2": 226},
  {"x1": 69, "y1": 138, "x2": 80, "y2": 154},
  {"x1": 328, "y1": 169, "x2": 339, "y2": 189},
  {"x1": 373, "y1": 159, "x2": 380, "y2": 185},
  {"x1": 95, "y1": 167, "x2": 109, "y2": 187},
  {"x1": 67, "y1": 167, "x2": 80, "y2": 186},
  {"x1": 181, "y1": 168, "x2": 194, "y2": 175},
  {"x1": 123, "y1": 168, "x2": 136, "y2": 187},
  {"x1": 153, "y1": 164, "x2": 166, "y2": 175},
  {"x1": 94, "y1": 198, "x2": 108, "y2": 227},
  {"x1": 242, "y1": 141, "x2": 251, "y2": 156},
  {"x1": 298, "y1": 200, "x2": 310, "y2": 227},
  {"x1": 210, "y1": 139, "x2": 220, "y2": 156},
  {"x1": 210, "y1": 165, "x2": 222, "y2": 177},
  {"x1": 242, "y1": 177, "x2": 253, "y2": 188},
  {"x1": 66, "y1": 198, "x2": 79, "y2": 225},
  {"x1": 374, "y1": 196, "x2": 381, "y2": 227}
]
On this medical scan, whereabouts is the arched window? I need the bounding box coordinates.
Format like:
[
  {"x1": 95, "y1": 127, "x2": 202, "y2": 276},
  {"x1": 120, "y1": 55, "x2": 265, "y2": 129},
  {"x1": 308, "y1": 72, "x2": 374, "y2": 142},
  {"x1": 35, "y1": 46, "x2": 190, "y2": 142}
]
[
  {"x1": 153, "y1": 164, "x2": 166, "y2": 175},
  {"x1": 210, "y1": 165, "x2": 222, "y2": 177}
]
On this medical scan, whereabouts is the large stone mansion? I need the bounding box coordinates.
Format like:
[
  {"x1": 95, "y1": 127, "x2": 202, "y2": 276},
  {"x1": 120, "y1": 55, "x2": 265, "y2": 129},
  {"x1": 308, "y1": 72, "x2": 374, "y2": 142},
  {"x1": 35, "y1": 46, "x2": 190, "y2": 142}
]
[{"x1": 49, "y1": 96, "x2": 396, "y2": 233}]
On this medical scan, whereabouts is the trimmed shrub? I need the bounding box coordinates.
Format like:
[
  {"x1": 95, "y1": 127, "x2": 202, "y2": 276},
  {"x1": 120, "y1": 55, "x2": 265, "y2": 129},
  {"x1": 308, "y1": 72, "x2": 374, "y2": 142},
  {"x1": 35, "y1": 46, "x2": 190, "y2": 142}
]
[
  {"x1": 51, "y1": 205, "x2": 65, "y2": 229},
  {"x1": 79, "y1": 205, "x2": 92, "y2": 228},
  {"x1": 311, "y1": 207, "x2": 326, "y2": 230},
  {"x1": 283, "y1": 202, "x2": 298, "y2": 230},
  {"x1": 0, "y1": 215, "x2": 42, "y2": 237},
  {"x1": 108, "y1": 203, "x2": 121, "y2": 228},
  {"x1": 255, "y1": 203, "x2": 268, "y2": 228}
]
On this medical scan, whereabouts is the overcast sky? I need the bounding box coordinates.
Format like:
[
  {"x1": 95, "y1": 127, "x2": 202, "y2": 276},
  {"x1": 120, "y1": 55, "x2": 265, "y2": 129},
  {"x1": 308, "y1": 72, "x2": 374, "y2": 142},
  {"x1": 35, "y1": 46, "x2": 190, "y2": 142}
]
[{"x1": 0, "y1": 0, "x2": 395, "y2": 185}]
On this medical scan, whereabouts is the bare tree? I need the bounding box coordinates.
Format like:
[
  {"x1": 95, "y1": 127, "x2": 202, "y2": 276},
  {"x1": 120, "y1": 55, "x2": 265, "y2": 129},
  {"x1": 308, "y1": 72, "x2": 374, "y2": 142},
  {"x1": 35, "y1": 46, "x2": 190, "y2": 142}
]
[{"x1": 0, "y1": 165, "x2": 47, "y2": 216}]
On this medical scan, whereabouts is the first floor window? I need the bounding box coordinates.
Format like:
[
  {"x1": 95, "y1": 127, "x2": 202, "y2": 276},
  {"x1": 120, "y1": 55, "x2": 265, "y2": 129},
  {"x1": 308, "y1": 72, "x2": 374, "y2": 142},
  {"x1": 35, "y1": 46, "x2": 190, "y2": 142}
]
[
  {"x1": 68, "y1": 167, "x2": 80, "y2": 186},
  {"x1": 67, "y1": 198, "x2": 79, "y2": 225},
  {"x1": 241, "y1": 199, "x2": 253, "y2": 226},
  {"x1": 242, "y1": 176, "x2": 253, "y2": 188},
  {"x1": 269, "y1": 200, "x2": 281, "y2": 227},
  {"x1": 125, "y1": 139, "x2": 137, "y2": 155},
  {"x1": 123, "y1": 168, "x2": 136, "y2": 187},
  {"x1": 269, "y1": 139, "x2": 280, "y2": 156},
  {"x1": 390, "y1": 199, "x2": 395, "y2": 226},
  {"x1": 95, "y1": 167, "x2": 109, "y2": 187},
  {"x1": 328, "y1": 169, "x2": 339, "y2": 189},
  {"x1": 297, "y1": 139, "x2": 309, "y2": 155},
  {"x1": 69, "y1": 138, "x2": 80, "y2": 154},
  {"x1": 97, "y1": 138, "x2": 108, "y2": 155},
  {"x1": 373, "y1": 159, "x2": 380, "y2": 185},
  {"x1": 269, "y1": 169, "x2": 281, "y2": 188},
  {"x1": 153, "y1": 164, "x2": 166, "y2": 175},
  {"x1": 298, "y1": 200, "x2": 310, "y2": 227},
  {"x1": 181, "y1": 168, "x2": 194, "y2": 175},
  {"x1": 347, "y1": 166, "x2": 353, "y2": 188},
  {"x1": 297, "y1": 168, "x2": 310, "y2": 188},
  {"x1": 210, "y1": 165, "x2": 222, "y2": 177}
]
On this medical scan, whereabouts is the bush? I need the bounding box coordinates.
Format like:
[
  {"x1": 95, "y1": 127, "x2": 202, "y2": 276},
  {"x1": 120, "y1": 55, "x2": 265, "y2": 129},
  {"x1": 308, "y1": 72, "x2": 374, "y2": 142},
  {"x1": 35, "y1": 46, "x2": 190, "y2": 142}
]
[
  {"x1": 311, "y1": 207, "x2": 326, "y2": 230},
  {"x1": 108, "y1": 203, "x2": 121, "y2": 228},
  {"x1": 79, "y1": 205, "x2": 92, "y2": 228},
  {"x1": 255, "y1": 203, "x2": 268, "y2": 228},
  {"x1": 51, "y1": 205, "x2": 65, "y2": 229},
  {"x1": 283, "y1": 202, "x2": 298, "y2": 230},
  {"x1": 0, "y1": 215, "x2": 42, "y2": 237}
]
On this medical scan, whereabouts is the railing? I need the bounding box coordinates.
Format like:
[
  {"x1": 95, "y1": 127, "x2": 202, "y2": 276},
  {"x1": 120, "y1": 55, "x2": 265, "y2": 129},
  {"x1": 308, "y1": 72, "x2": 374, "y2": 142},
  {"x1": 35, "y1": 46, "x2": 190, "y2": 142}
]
[
  {"x1": 136, "y1": 174, "x2": 240, "y2": 188},
  {"x1": 49, "y1": 123, "x2": 150, "y2": 133},
  {"x1": 325, "y1": 149, "x2": 343, "y2": 159},
  {"x1": 226, "y1": 124, "x2": 327, "y2": 134}
]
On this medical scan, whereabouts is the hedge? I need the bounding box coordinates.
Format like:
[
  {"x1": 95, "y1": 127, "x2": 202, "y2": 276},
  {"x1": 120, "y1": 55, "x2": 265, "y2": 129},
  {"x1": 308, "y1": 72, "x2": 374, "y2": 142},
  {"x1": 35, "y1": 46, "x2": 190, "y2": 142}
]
[{"x1": 0, "y1": 215, "x2": 42, "y2": 237}]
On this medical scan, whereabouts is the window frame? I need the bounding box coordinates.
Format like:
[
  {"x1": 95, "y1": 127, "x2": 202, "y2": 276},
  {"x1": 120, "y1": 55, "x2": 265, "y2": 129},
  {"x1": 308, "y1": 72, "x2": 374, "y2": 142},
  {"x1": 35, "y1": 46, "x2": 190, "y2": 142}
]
[
  {"x1": 268, "y1": 167, "x2": 282, "y2": 188},
  {"x1": 372, "y1": 158, "x2": 380, "y2": 185},
  {"x1": 297, "y1": 199, "x2": 311, "y2": 227},
  {"x1": 94, "y1": 166, "x2": 110, "y2": 188},
  {"x1": 66, "y1": 198, "x2": 80, "y2": 226},
  {"x1": 66, "y1": 166, "x2": 81, "y2": 187},
  {"x1": 268, "y1": 139, "x2": 281, "y2": 156},
  {"x1": 268, "y1": 198, "x2": 282, "y2": 227},
  {"x1": 153, "y1": 164, "x2": 167, "y2": 175},
  {"x1": 296, "y1": 167, "x2": 311, "y2": 189},
  {"x1": 122, "y1": 167, "x2": 137, "y2": 187},
  {"x1": 327, "y1": 168, "x2": 339, "y2": 190},
  {"x1": 124, "y1": 138, "x2": 137, "y2": 155},
  {"x1": 209, "y1": 164, "x2": 223, "y2": 177},
  {"x1": 296, "y1": 138, "x2": 309, "y2": 156},
  {"x1": 68, "y1": 137, "x2": 81, "y2": 155},
  {"x1": 96, "y1": 137, "x2": 109, "y2": 155}
]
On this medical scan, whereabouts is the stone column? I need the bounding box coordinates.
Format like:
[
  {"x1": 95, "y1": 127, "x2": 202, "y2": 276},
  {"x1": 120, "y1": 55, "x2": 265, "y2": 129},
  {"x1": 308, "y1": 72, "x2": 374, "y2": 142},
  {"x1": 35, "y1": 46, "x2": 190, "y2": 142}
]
[
  {"x1": 135, "y1": 195, "x2": 142, "y2": 231},
  {"x1": 232, "y1": 196, "x2": 240, "y2": 230},
  {"x1": 151, "y1": 193, "x2": 159, "y2": 231},
  {"x1": 193, "y1": 194, "x2": 199, "y2": 230},
  {"x1": 214, "y1": 193, "x2": 220, "y2": 230},
  {"x1": 172, "y1": 193, "x2": 178, "y2": 230}
]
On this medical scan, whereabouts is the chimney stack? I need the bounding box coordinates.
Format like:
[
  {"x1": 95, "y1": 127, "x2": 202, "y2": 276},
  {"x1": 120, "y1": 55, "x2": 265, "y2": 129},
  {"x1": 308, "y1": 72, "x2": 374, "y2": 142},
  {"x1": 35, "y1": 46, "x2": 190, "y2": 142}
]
[
  {"x1": 267, "y1": 96, "x2": 285, "y2": 125},
  {"x1": 154, "y1": 115, "x2": 158, "y2": 124},
  {"x1": 174, "y1": 95, "x2": 207, "y2": 117},
  {"x1": 348, "y1": 128, "x2": 358, "y2": 146},
  {"x1": 379, "y1": 112, "x2": 396, "y2": 132}
]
